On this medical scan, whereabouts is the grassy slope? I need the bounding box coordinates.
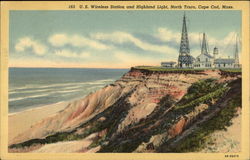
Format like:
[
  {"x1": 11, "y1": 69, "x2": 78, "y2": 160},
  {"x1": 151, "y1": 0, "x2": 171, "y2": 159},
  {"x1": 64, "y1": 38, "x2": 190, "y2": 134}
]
[
  {"x1": 158, "y1": 78, "x2": 242, "y2": 152},
  {"x1": 133, "y1": 66, "x2": 241, "y2": 76},
  {"x1": 98, "y1": 79, "x2": 239, "y2": 152}
]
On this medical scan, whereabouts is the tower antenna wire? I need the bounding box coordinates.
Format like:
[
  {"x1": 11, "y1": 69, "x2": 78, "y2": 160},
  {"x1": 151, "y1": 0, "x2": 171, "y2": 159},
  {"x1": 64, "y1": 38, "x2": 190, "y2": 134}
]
[
  {"x1": 206, "y1": 35, "x2": 210, "y2": 54},
  {"x1": 237, "y1": 33, "x2": 242, "y2": 53},
  {"x1": 221, "y1": 32, "x2": 235, "y2": 57},
  {"x1": 187, "y1": 12, "x2": 191, "y2": 50},
  {"x1": 199, "y1": 32, "x2": 202, "y2": 50}
]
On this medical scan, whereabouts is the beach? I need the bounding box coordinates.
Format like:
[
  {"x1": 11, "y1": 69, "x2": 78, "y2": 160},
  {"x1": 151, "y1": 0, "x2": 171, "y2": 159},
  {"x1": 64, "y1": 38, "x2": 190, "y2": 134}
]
[
  {"x1": 8, "y1": 101, "x2": 68, "y2": 144},
  {"x1": 8, "y1": 68, "x2": 127, "y2": 144}
]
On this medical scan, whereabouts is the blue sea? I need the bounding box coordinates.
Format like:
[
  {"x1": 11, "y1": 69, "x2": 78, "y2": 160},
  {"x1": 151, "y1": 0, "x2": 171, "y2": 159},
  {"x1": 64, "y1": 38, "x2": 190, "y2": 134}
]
[{"x1": 9, "y1": 68, "x2": 128, "y2": 113}]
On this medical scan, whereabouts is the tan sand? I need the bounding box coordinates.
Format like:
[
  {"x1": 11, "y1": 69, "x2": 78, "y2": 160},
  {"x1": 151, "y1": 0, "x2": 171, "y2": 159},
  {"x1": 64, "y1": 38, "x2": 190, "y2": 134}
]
[
  {"x1": 201, "y1": 112, "x2": 241, "y2": 153},
  {"x1": 8, "y1": 101, "x2": 68, "y2": 144},
  {"x1": 32, "y1": 133, "x2": 97, "y2": 153}
]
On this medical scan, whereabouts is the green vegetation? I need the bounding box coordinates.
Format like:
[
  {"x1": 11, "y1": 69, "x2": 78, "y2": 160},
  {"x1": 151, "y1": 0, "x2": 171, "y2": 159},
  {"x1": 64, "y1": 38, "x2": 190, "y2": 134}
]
[
  {"x1": 177, "y1": 79, "x2": 225, "y2": 107},
  {"x1": 175, "y1": 87, "x2": 229, "y2": 110},
  {"x1": 10, "y1": 75, "x2": 241, "y2": 153},
  {"x1": 134, "y1": 66, "x2": 242, "y2": 74},
  {"x1": 175, "y1": 78, "x2": 229, "y2": 110},
  {"x1": 220, "y1": 68, "x2": 242, "y2": 73},
  {"x1": 133, "y1": 66, "x2": 204, "y2": 72},
  {"x1": 88, "y1": 136, "x2": 106, "y2": 149},
  {"x1": 99, "y1": 79, "x2": 232, "y2": 153},
  {"x1": 168, "y1": 94, "x2": 241, "y2": 152},
  {"x1": 164, "y1": 78, "x2": 242, "y2": 152},
  {"x1": 98, "y1": 95, "x2": 176, "y2": 153}
]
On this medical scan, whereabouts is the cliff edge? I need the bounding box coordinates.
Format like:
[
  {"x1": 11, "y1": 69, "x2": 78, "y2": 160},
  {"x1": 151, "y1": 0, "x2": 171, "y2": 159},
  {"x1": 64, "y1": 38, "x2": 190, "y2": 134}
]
[{"x1": 9, "y1": 68, "x2": 242, "y2": 153}]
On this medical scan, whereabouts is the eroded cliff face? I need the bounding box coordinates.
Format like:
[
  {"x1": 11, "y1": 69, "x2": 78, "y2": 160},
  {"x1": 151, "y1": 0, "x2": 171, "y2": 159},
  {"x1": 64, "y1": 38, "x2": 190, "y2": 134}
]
[{"x1": 9, "y1": 68, "x2": 241, "y2": 153}]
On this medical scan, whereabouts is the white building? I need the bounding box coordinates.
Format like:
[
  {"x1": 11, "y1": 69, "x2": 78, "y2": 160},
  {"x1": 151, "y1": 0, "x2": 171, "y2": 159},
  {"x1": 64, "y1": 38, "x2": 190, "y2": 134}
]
[
  {"x1": 193, "y1": 33, "x2": 240, "y2": 69},
  {"x1": 193, "y1": 53, "x2": 214, "y2": 68},
  {"x1": 214, "y1": 58, "x2": 235, "y2": 68},
  {"x1": 161, "y1": 14, "x2": 241, "y2": 69},
  {"x1": 161, "y1": 61, "x2": 176, "y2": 68},
  {"x1": 193, "y1": 33, "x2": 214, "y2": 68}
]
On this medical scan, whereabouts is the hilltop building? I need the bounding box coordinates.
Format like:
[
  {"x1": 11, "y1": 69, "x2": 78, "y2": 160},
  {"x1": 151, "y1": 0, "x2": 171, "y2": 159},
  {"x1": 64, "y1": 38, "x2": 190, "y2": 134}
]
[
  {"x1": 161, "y1": 61, "x2": 176, "y2": 68},
  {"x1": 193, "y1": 33, "x2": 214, "y2": 68},
  {"x1": 193, "y1": 32, "x2": 241, "y2": 69},
  {"x1": 161, "y1": 13, "x2": 241, "y2": 69}
]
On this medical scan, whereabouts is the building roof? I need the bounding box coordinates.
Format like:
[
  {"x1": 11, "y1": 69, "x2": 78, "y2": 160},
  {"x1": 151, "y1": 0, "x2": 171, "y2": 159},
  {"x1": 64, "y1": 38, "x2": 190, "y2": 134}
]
[
  {"x1": 214, "y1": 58, "x2": 235, "y2": 64},
  {"x1": 204, "y1": 53, "x2": 213, "y2": 59},
  {"x1": 197, "y1": 53, "x2": 213, "y2": 59}
]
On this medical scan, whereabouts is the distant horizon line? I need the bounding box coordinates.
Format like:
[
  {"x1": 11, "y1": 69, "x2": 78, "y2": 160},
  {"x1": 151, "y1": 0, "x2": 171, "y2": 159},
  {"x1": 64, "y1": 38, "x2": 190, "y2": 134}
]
[{"x1": 8, "y1": 66, "x2": 131, "y2": 69}]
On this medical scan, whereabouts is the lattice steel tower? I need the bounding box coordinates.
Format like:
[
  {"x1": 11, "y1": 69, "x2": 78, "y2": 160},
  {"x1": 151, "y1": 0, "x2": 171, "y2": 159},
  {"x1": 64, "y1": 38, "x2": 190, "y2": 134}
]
[
  {"x1": 178, "y1": 13, "x2": 193, "y2": 68},
  {"x1": 234, "y1": 36, "x2": 240, "y2": 68},
  {"x1": 201, "y1": 33, "x2": 209, "y2": 55}
]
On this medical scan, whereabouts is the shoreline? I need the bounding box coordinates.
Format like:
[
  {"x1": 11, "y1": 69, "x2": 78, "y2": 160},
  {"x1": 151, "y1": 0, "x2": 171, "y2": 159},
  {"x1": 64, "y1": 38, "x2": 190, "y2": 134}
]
[
  {"x1": 8, "y1": 101, "x2": 67, "y2": 116},
  {"x1": 8, "y1": 101, "x2": 70, "y2": 144}
]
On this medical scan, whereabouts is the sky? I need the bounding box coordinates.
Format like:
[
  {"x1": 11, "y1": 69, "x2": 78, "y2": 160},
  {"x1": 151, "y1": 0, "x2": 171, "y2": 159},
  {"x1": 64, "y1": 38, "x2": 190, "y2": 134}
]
[{"x1": 9, "y1": 10, "x2": 241, "y2": 68}]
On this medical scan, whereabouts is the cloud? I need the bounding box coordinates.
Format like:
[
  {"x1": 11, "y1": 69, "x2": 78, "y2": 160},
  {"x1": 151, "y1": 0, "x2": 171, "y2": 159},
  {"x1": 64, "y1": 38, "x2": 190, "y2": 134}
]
[
  {"x1": 155, "y1": 27, "x2": 238, "y2": 57},
  {"x1": 189, "y1": 32, "x2": 202, "y2": 45},
  {"x1": 92, "y1": 31, "x2": 177, "y2": 54},
  {"x1": 54, "y1": 49, "x2": 90, "y2": 58},
  {"x1": 15, "y1": 37, "x2": 47, "y2": 55},
  {"x1": 47, "y1": 34, "x2": 68, "y2": 47},
  {"x1": 155, "y1": 27, "x2": 237, "y2": 46},
  {"x1": 208, "y1": 32, "x2": 236, "y2": 46},
  {"x1": 155, "y1": 27, "x2": 203, "y2": 46},
  {"x1": 48, "y1": 34, "x2": 110, "y2": 50},
  {"x1": 155, "y1": 28, "x2": 180, "y2": 43},
  {"x1": 206, "y1": 32, "x2": 238, "y2": 58},
  {"x1": 113, "y1": 51, "x2": 176, "y2": 68},
  {"x1": 13, "y1": 29, "x2": 239, "y2": 68}
]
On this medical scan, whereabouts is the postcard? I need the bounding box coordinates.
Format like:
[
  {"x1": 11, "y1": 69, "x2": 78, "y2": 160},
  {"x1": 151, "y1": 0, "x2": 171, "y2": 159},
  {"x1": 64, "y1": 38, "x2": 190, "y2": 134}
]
[{"x1": 0, "y1": 1, "x2": 249, "y2": 160}]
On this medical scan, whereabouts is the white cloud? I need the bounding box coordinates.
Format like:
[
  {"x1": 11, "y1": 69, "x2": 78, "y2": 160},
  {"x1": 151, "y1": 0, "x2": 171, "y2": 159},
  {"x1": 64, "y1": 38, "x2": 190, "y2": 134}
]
[
  {"x1": 48, "y1": 34, "x2": 68, "y2": 46},
  {"x1": 189, "y1": 32, "x2": 202, "y2": 45},
  {"x1": 206, "y1": 32, "x2": 239, "y2": 58},
  {"x1": 208, "y1": 32, "x2": 236, "y2": 47},
  {"x1": 92, "y1": 31, "x2": 177, "y2": 54},
  {"x1": 113, "y1": 50, "x2": 176, "y2": 67},
  {"x1": 15, "y1": 37, "x2": 47, "y2": 55},
  {"x1": 155, "y1": 28, "x2": 238, "y2": 57},
  {"x1": 54, "y1": 49, "x2": 90, "y2": 58},
  {"x1": 155, "y1": 28, "x2": 180, "y2": 43},
  {"x1": 156, "y1": 27, "x2": 202, "y2": 46},
  {"x1": 49, "y1": 34, "x2": 110, "y2": 50}
]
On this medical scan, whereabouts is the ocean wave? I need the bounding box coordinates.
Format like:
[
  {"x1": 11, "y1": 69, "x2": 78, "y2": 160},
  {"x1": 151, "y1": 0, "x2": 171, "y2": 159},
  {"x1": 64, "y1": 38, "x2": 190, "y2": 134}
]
[
  {"x1": 9, "y1": 85, "x2": 106, "y2": 102},
  {"x1": 97, "y1": 79, "x2": 115, "y2": 82},
  {"x1": 9, "y1": 93, "x2": 51, "y2": 102},
  {"x1": 9, "y1": 85, "x2": 83, "y2": 95},
  {"x1": 9, "y1": 79, "x2": 114, "y2": 104},
  {"x1": 55, "y1": 89, "x2": 83, "y2": 94},
  {"x1": 9, "y1": 79, "x2": 115, "y2": 92},
  {"x1": 9, "y1": 88, "x2": 53, "y2": 94},
  {"x1": 87, "y1": 85, "x2": 105, "y2": 90},
  {"x1": 9, "y1": 89, "x2": 82, "y2": 102}
]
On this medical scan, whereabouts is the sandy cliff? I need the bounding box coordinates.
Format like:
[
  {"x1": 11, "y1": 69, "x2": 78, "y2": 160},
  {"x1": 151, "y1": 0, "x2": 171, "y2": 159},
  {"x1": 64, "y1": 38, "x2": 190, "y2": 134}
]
[{"x1": 9, "y1": 68, "x2": 242, "y2": 153}]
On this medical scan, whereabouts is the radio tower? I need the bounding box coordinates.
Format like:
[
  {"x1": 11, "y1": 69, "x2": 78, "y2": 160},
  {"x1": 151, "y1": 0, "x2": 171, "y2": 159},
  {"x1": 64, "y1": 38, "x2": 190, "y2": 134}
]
[
  {"x1": 178, "y1": 13, "x2": 193, "y2": 68},
  {"x1": 234, "y1": 35, "x2": 240, "y2": 68},
  {"x1": 201, "y1": 33, "x2": 209, "y2": 55}
]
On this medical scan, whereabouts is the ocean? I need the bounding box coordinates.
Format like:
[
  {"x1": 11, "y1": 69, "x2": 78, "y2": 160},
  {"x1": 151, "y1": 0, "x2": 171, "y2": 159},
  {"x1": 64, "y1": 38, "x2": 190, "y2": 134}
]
[{"x1": 9, "y1": 68, "x2": 129, "y2": 113}]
